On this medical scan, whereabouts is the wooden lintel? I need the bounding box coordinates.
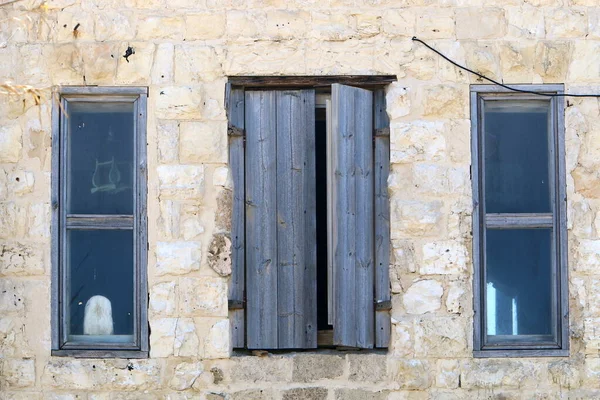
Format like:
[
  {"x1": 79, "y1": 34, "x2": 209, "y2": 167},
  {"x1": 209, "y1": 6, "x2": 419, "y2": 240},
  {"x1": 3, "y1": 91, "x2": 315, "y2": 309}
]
[{"x1": 228, "y1": 75, "x2": 397, "y2": 89}]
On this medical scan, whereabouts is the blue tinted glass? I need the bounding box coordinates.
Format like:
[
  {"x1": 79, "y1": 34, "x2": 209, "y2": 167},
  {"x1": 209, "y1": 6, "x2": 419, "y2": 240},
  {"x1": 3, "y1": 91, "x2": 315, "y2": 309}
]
[
  {"x1": 485, "y1": 229, "x2": 553, "y2": 337},
  {"x1": 484, "y1": 101, "x2": 551, "y2": 213},
  {"x1": 67, "y1": 230, "x2": 134, "y2": 342},
  {"x1": 68, "y1": 102, "x2": 134, "y2": 215}
]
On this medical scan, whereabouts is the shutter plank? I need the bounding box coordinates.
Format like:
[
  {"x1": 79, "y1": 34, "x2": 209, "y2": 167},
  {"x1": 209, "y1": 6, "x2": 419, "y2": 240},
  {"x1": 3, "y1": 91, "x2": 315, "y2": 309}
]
[
  {"x1": 332, "y1": 84, "x2": 375, "y2": 348},
  {"x1": 354, "y1": 88, "x2": 374, "y2": 348},
  {"x1": 374, "y1": 91, "x2": 391, "y2": 348},
  {"x1": 245, "y1": 91, "x2": 278, "y2": 349},
  {"x1": 276, "y1": 90, "x2": 317, "y2": 348},
  {"x1": 227, "y1": 85, "x2": 246, "y2": 348}
]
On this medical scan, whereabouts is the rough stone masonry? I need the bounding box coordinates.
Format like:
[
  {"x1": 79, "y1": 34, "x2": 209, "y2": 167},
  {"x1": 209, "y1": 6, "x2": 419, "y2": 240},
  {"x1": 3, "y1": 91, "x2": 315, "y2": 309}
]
[{"x1": 1, "y1": 0, "x2": 600, "y2": 398}]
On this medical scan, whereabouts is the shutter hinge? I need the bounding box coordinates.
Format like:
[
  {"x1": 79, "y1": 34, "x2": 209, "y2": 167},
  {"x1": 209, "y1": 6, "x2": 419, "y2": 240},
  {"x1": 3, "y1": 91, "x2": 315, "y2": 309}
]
[
  {"x1": 228, "y1": 299, "x2": 245, "y2": 310},
  {"x1": 373, "y1": 128, "x2": 390, "y2": 138},
  {"x1": 374, "y1": 300, "x2": 392, "y2": 311},
  {"x1": 228, "y1": 125, "x2": 245, "y2": 137}
]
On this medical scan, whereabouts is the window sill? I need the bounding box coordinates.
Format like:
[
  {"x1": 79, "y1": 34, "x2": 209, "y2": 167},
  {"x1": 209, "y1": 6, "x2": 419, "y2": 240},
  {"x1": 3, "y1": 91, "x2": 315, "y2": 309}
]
[
  {"x1": 51, "y1": 349, "x2": 148, "y2": 359},
  {"x1": 473, "y1": 349, "x2": 569, "y2": 358}
]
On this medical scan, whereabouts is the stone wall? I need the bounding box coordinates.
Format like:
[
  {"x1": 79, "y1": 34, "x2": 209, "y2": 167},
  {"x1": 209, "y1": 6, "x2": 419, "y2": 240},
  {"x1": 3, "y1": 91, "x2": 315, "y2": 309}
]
[{"x1": 1, "y1": 0, "x2": 600, "y2": 398}]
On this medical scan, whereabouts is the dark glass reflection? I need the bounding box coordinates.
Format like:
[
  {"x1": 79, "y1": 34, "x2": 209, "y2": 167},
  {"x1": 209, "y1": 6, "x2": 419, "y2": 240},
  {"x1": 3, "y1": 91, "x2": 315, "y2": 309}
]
[
  {"x1": 68, "y1": 102, "x2": 134, "y2": 215},
  {"x1": 68, "y1": 230, "x2": 134, "y2": 340},
  {"x1": 484, "y1": 101, "x2": 551, "y2": 213},
  {"x1": 485, "y1": 229, "x2": 553, "y2": 337}
]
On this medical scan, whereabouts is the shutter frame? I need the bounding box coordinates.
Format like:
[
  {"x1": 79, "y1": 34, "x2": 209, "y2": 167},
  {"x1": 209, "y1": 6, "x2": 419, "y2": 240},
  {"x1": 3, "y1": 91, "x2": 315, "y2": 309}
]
[
  {"x1": 331, "y1": 84, "x2": 375, "y2": 349},
  {"x1": 227, "y1": 84, "x2": 246, "y2": 349}
]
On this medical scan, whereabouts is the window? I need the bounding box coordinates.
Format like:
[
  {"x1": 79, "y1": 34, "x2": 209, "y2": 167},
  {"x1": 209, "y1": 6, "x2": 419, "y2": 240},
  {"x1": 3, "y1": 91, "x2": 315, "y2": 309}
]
[
  {"x1": 51, "y1": 87, "x2": 148, "y2": 358},
  {"x1": 226, "y1": 76, "x2": 394, "y2": 350},
  {"x1": 471, "y1": 85, "x2": 568, "y2": 357}
]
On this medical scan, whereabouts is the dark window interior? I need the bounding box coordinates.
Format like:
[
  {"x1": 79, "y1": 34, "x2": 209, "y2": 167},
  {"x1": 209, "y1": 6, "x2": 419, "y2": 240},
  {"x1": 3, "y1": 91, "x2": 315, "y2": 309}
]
[{"x1": 315, "y1": 107, "x2": 332, "y2": 332}]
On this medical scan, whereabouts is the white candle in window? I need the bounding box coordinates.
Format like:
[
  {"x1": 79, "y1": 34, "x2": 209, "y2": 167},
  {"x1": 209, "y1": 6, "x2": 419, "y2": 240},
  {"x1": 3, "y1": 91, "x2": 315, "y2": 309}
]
[
  {"x1": 512, "y1": 297, "x2": 518, "y2": 336},
  {"x1": 84, "y1": 295, "x2": 114, "y2": 335},
  {"x1": 487, "y1": 282, "x2": 496, "y2": 336}
]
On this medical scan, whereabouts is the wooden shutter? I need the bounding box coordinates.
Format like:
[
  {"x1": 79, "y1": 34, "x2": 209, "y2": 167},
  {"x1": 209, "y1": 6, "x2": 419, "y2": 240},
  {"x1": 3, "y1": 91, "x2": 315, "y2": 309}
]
[
  {"x1": 245, "y1": 90, "x2": 317, "y2": 349},
  {"x1": 331, "y1": 84, "x2": 375, "y2": 348},
  {"x1": 374, "y1": 89, "x2": 391, "y2": 348},
  {"x1": 226, "y1": 84, "x2": 246, "y2": 348}
]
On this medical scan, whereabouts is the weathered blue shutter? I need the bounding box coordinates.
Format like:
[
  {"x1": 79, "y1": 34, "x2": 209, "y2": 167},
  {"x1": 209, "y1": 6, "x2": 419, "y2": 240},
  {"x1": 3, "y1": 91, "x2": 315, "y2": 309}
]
[
  {"x1": 245, "y1": 90, "x2": 317, "y2": 349},
  {"x1": 331, "y1": 84, "x2": 375, "y2": 348}
]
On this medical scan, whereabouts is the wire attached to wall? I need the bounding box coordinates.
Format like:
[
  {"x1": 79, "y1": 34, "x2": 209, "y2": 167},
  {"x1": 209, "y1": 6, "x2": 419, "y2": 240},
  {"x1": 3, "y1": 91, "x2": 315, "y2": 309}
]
[{"x1": 412, "y1": 36, "x2": 600, "y2": 99}]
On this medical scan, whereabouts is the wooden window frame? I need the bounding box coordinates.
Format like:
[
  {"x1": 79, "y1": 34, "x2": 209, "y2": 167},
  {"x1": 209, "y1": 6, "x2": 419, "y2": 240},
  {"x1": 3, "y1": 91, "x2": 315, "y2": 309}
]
[
  {"x1": 51, "y1": 86, "x2": 148, "y2": 358},
  {"x1": 226, "y1": 76, "x2": 394, "y2": 350},
  {"x1": 471, "y1": 84, "x2": 569, "y2": 358}
]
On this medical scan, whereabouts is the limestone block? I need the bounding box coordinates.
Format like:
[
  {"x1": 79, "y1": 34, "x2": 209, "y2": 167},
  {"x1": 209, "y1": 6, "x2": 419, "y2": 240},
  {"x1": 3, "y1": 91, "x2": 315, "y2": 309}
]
[
  {"x1": 215, "y1": 189, "x2": 232, "y2": 232},
  {"x1": 27, "y1": 203, "x2": 50, "y2": 239},
  {"x1": 226, "y1": 10, "x2": 264, "y2": 39},
  {"x1": 0, "y1": 123, "x2": 22, "y2": 163},
  {"x1": 545, "y1": 9, "x2": 587, "y2": 39},
  {"x1": 156, "y1": 120, "x2": 179, "y2": 163},
  {"x1": 0, "y1": 242, "x2": 45, "y2": 276},
  {"x1": 420, "y1": 241, "x2": 468, "y2": 275},
  {"x1": 391, "y1": 319, "x2": 413, "y2": 357},
  {"x1": 158, "y1": 200, "x2": 205, "y2": 241},
  {"x1": 149, "y1": 318, "x2": 177, "y2": 358},
  {"x1": 382, "y1": 9, "x2": 415, "y2": 37},
  {"x1": 9, "y1": 170, "x2": 34, "y2": 196},
  {"x1": 584, "y1": 317, "x2": 600, "y2": 353},
  {"x1": 549, "y1": 359, "x2": 581, "y2": 388},
  {"x1": 348, "y1": 354, "x2": 387, "y2": 382},
  {"x1": 498, "y1": 42, "x2": 535, "y2": 82},
  {"x1": 355, "y1": 12, "x2": 381, "y2": 38},
  {"x1": 231, "y1": 356, "x2": 292, "y2": 383},
  {"x1": 391, "y1": 240, "x2": 417, "y2": 289},
  {"x1": 589, "y1": 10, "x2": 600, "y2": 39},
  {"x1": 179, "y1": 121, "x2": 227, "y2": 164},
  {"x1": 263, "y1": 10, "x2": 310, "y2": 39},
  {"x1": 169, "y1": 362, "x2": 204, "y2": 391},
  {"x1": 403, "y1": 280, "x2": 443, "y2": 315},
  {"x1": 201, "y1": 80, "x2": 227, "y2": 121},
  {"x1": 334, "y1": 389, "x2": 388, "y2": 400},
  {"x1": 186, "y1": 13, "x2": 226, "y2": 40},
  {"x1": 137, "y1": 16, "x2": 185, "y2": 40},
  {"x1": 461, "y1": 360, "x2": 543, "y2": 389},
  {"x1": 54, "y1": 11, "x2": 94, "y2": 43},
  {"x1": 292, "y1": 353, "x2": 345, "y2": 382},
  {"x1": 505, "y1": 6, "x2": 545, "y2": 39},
  {"x1": 0, "y1": 169, "x2": 6, "y2": 200},
  {"x1": 434, "y1": 42, "x2": 469, "y2": 83},
  {"x1": 414, "y1": 317, "x2": 467, "y2": 357},
  {"x1": 157, "y1": 165, "x2": 204, "y2": 198},
  {"x1": 390, "y1": 121, "x2": 446, "y2": 164},
  {"x1": 173, "y1": 317, "x2": 199, "y2": 357},
  {"x1": 45, "y1": 44, "x2": 84, "y2": 85},
  {"x1": 304, "y1": 39, "x2": 375, "y2": 75},
  {"x1": 151, "y1": 44, "x2": 174, "y2": 85},
  {"x1": 0, "y1": 203, "x2": 27, "y2": 239},
  {"x1": 204, "y1": 319, "x2": 230, "y2": 359},
  {"x1": 116, "y1": 42, "x2": 155, "y2": 84},
  {"x1": 446, "y1": 282, "x2": 466, "y2": 314},
  {"x1": 573, "y1": 239, "x2": 600, "y2": 273},
  {"x1": 212, "y1": 167, "x2": 230, "y2": 188},
  {"x1": 154, "y1": 87, "x2": 204, "y2": 119},
  {"x1": 422, "y1": 85, "x2": 467, "y2": 118},
  {"x1": 179, "y1": 277, "x2": 227, "y2": 317},
  {"x1": 149, "y1": 281, "x2": 177, "y2": 315},
  {"x1": 391, "y1": 200, "x2": 443, "y2": 237},
  {"x1": 309, "y1": 11, "x2": 356, "y2": 40},
  {"x1": 282, "y1": 388, "x2": 328, "y2": 400},
  {"x1": 389, "y1": 359, "x2": 432, "y2": 390},
  {"x1": 412, "y1": 164, "x2": 469, "y2": 196},
  {"x1": 456, "y1": 8, "x2": 507, "y2": 39},
  {"x1": 174, "y1": 45, "x2": 223, "y2": 84},
  {"x1": 80, "y1": 44, "x2": 119, "y2": 84},
  {"x1": 386, "y1": 83, "x2": 410, "y2": 119},
  {"x1": 226, "y1": 42, "x2": 306, "y2": 75},
  {"x1": 568, "y1": 41, "x2": 600, "y2": 82},
  {"x1": 416, "y1": 9, "x2": 455, "y2": 39},
  {"x1": 585, "y1": 358, "x2": 600, "y2": 384},
  {"x1": 0, "y1": 278, "x2": 26, "y2": 314},
  {"x1": 1, "y1": 358, "x2": 35, "y2": 388},
  {"x1": 229, "y1": 390, "x2": 271, "y2": 400},
  {"x1": 95, "y1": 11, "x2": 135, "y2": 41},
  {"x1": 462, "y1": 41, "x2": 500, "y2": 82},
  {"x1": 207, "y1": 234, "x2": 232, "y2": 277},
  {"x1": 155, "y1": 241, "x2": 202, "y2": 276},
  {"x1": 404, "y1": 45, "x2": 437, "y2": 81},
  {"x1": 436, "y1": 359, "x2": 460, "y2": 389}
]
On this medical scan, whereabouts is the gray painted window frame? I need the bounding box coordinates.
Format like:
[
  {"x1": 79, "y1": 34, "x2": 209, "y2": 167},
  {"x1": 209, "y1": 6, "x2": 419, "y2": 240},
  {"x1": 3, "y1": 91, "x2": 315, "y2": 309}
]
[
  {"x1": 471, "y1": 84, "x2": 569, "y2": 358},
  {"x1": 51, "y1": 86, "x2": 148, "y2": 358}
]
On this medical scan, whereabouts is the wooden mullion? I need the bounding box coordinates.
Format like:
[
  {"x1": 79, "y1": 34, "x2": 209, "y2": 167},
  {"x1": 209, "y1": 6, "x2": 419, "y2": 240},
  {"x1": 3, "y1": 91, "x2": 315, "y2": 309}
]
[
  {"x1": 66, "y1": 215, "x2": 134, "y2": 229},
  {"x1": 485, "y1": 213, "x2": 553, "y2": 229}
]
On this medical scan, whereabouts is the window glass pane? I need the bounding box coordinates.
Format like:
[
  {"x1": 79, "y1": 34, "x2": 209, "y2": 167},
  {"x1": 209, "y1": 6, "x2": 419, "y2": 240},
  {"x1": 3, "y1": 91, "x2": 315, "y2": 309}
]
[
  {"x1": 67, "y1": 229, "x2": 134, "y2": 343},
  {"x1": 484, "y1": 101, "x2": 551, "y2": 213},
  {"x1": 485, "y1": 229, "x2": 553, "y2": 338},
  {"x1": 68, "y1": 102, "x2": 135, "y2": 215}
]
